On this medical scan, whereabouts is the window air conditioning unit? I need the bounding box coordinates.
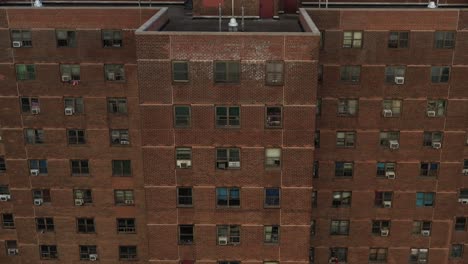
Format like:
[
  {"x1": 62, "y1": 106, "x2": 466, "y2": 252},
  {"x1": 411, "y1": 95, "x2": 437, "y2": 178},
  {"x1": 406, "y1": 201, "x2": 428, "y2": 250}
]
[
  {"x1": 107, "y1": 72, "x2": 116, "y2": 81},
  {"x1": 34, "y1": 198, "x2": 43, "y2": 205},
  {"x1": 0, "y1": 194, "x2": 11, "y2": 201},
  {"x1": 120, "y1": 139, "x2": 130, "y2": 145},
  {"x1": 217, "y1": 162, "x2": 227, "y2": 169},
  {"x1": 218, "y1": 236, "x2": 228, "y2": 245},
  {"x1": 30, "y1": 169, "x2": 40, "y2": 176},
  {"x1": 383, "y1": 109, "x2": 393, "y2": 117},
  {"x1": 458, "y1": 198, "x2": 468, "y2": 204},
  {"x1": 74, "y1": 199, "x2": 84, "y2": 206},
  {"x1": 462, "y1": 169, "x2": 468, "y2": 175},
  {"x1": 385, "y1": 171, "x2": 396, "y2": 179},
  {"x1": 64, "y1": 107, "x2": 74, "y2": 115},
  {"x1": 7, "y1": 248, "x2": 18, "y2": 255},
  {"x1": 394, "y1": 76, "x2": 405, "y2": 84},
  {"x1": 389, "y1": 140, "x2": 399, "y2": 150},
  {"x1": 89, "y1": 254, "x2": 98, "y2": 261},
  {"x1": 427, "y1": 110, "x2": 436, "y2": 117},
  {"x1": 421, "y1": 230, "x2": 431, "y2": 236},
  {"x1": 31, "y1": 106, "x2": 40, "y2": 115},
  {"x1": 12, "y1": 41, "x2": 22, "y2": 48},
  {"x1": 61, "y1": 75, "x2": 71, "y2": 82},
  {"x1": 228, "y1": 161, "x2": 240, "y2": 168},
  {"x1": 431, "y1": 142, "x2": 441, "y2": 149},
  {"x1": 177, "y1": 160, "x2": 192, "y2": 169},
  {"x1": 124, "y1": 199, "x2": 134, "y2": 205},
  {"x1": 383, "y1": 201, "x2": 392, "y2": 208},
  {"x1": 380, "y1": 229, "x2": 389, "y2": 236}
]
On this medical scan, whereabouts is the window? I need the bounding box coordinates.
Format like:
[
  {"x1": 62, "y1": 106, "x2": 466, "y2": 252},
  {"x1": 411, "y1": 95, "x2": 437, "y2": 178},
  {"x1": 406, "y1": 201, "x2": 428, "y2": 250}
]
[
  {"x1": 20, "y1": 97, "x2": 40, "y2": 113},
  {"x1": 117, "y1": 218, "x2": 136, "y2": 233},
  {"x1": 332, "y1": 191, "x2": 352, "y2": 207},
  {"x1": 409, "y1": 248, "x2": 428, "y2": 264},
  {"x1": 11, "y1": 29, "x2": 32, "y2": 47},
  {"x1": 320, "y1": 30, "x2": 325, "y2": 49},
  {"x1": 73, "y1": 189, "x2": 92, "y2": 205},
  {"x1": 77, "y1": 218, "x2": 95, "y2": 233},
  {"x1": 382, "y1": 99, "x2": 402, "y2": 117},
  {"x1": 179, "y1": 225, "x2": 194, "y2": 244},
  {"x1": 119, "y1": 246, "x2": 137, "y2": 260},
  {"x1": 36, "y1": 217, "x2": 54, "y2": 232},
  {"x1": 214, "y1": 61, "x2": 240, "y2": 83},
  {"x1": 40, "y1": 245, "x2": 58, "y2": 260},
  {"x1": 0, "y1": 157, "x2": 5, "y2": 173},
  {"x1": 264, "y1": 188, "x2": 280, "y2": 207},
  {"x1": 336, "y1": 131, "x2": 356, "y2": 148},
  {"x1": 79, "y1": 245, "x2": 97, "y2": 261},
  {"x1": 16, "y1": 64, "x2": 35, "y2": 81},
  {"x1": 426, "y1": 100, "x2": 446, "y2": 118},
  {"x1": 316, "y1": 98, "x2": 322, "y2": 116},
  {"x1": 337, "y1": 99, "x2": 358, "y2": 116},
  {"x1": 371, "y1": 220, "x2": 390, "y2": 235},
  {"x1": 177, "y1": 187, "x2": 193, "y2": 207},
  {"x1": 318, "y1": 64, "x2": 323, "y2": 82},
  {"x1": 412, "y1": 221, "x2": 431, "y2": 235},
  {"x1": 455, "y1": 217, "x2": 466, "y2": 231},
  {"x1": 375, "y1": 191, "x2": 393, "y2": 207},
  {"x1": 459, "y1": 189, "x2": 468, "y2": 199},
  {"x1": 64, "y1": 97, "x2": 84, "y2": 114},
  {"x1": 376, "y1": 162, "x2": 395, "y2": 177},
  {"x1": 385, "y1": 66, "x2": 406, "y2": 84},
  {"x1": 112, "y1": 160, "x2": 131, "y2": 176},
  {"x1": 310, "y1": 220, "x2": 316, "y2": 236},
  {"x1": 330, "y1": 220, "x2": 349, "y2": 235},
  {"x1": 431, "y1": 66, "x2": 450, "y2": 83},
  {"x1": 312, "y1": 191, "x2": 317, "y2": 208},
  {"x1": 172, "y1": 61, "x2": 189, "y2": 82},
  {"x1": 29, "y1": 159, "x2": 48, "y2": 175},
  {"x1": 5, "y1": 240, "x2": 18, "y2": 255},
  {"x1": 369, "y1": 248, "x2": 387, "y2": 262},
  {"x1": 32, "y1": 189, "x2": 51, "y2": 203},
  {"x1": 314, "y1": 131, "x2": 320, "y2": 148},
  {"x1": 343, "y1": 31, "x2": 362, "y2": 48},
  {"x1": 340, "y1": 66, "x2": 360, "y2": 82},
  {"x1": 434, "y1": 31, "x2": 455, "y2": 49},
  {"x1": 416, "y1": 192, "x2": 435, "y2": 207},
  {"x1": 265, "y1": 148, "x2": 281, "y2": 168},
  {"x1": 216, "y1": 106, "x2": 240, "y2": 127},
  {"x1": 176, "y1": 148, "x2": 192, "y2": 169},
  {"x1": 335, "y1": 162, "x2": 353, "y2": 177},
  {"x1": 451, "y1": 244, "x2": 463, "y2": 258},
  {"x1": 114, "y1": 190, "x2": 134, "y2": 205},
  {"x1": 420, "y1": 162, "x2": 439, "y2": 177},
  {"x1": 388, "y1": 31, "x2": 409, "y2": 48},
  {"x1": 67, "y1": 129, "x2": 86, "y2": 145},
  {"x1": 264, "y1": 225, "x2": 279, "y2": 244},
  {"x1": 216, "y1": 148, "x2": 240, "y2": 169},
  {"x1": 330, "y1": 248, "x2": 348, "y2": 263},
  {"x1": 379, "y1": 131, "x2": 399, "y2": 148},
  {"x1": 71, "y1": 160, "x2": 89, "y2": 176},
  {"x1": 174, "y1": 106, "x2": 191, "y2": 128},
  {"x1": 313, "y1": 161, "x2": 319, "y2": 178},
  {"x1": 217, "y1": 225, "x2": 240, "y2": 245},
  {"x1": 105, "y1": 64, "x2": 125, "y2": 81},
  {"x1": 216, "y1": 187, "x2": 240, "y2": 207},
  {"x1": 265, "y1": 61, "x2": 284, "y2": 85},
  {"x1": 108, "y1": 98, "x2": 127, "y2": 113},
  {"x1": 102, "y1": 30, "x2": 122, "y2": 47},
  {"x1": 464, "y1": 160, "x2": 468, "y2": 170},
  {"x1": 60, "y1": 64, "x2": 80, "y2": 81},
  {"x1": 0, "y1": 185, "x2": 10, "y2": 195},
  {"x1": 56, "y1": 30, "x2": 76, "y2": 47},
  {"x1": 2, "y1": 214, "x2": 15, "y2": 229},
  {"x1": 423, "y1": 131, "x2": 443, "y2": 147},
  {"x1": 266, "y1": 106, "x2": 282, "y2": 128},
  {"x1": 110, "y1": 130, "x2": 130, "y2": 145}
]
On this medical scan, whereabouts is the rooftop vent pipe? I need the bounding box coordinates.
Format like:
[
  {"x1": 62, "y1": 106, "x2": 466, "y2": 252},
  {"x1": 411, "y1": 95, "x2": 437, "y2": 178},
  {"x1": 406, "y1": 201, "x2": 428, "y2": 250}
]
[
  {"x1": 427, "y1": 1, "x2": 437, "y2": 8},
  {"x1": 228, "y1": 0, "x2": 238, "y2": 32},
  {"x1": 34, "y1": 0, "x2": 42, "y2": 7}
]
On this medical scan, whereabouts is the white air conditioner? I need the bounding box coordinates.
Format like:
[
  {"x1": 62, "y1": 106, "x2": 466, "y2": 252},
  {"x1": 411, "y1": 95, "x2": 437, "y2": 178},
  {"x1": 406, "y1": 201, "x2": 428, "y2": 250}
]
[
  {"x1": 177, "y1": 160, "x2": 192, "y2": 169},
  {"x1": 124, "y1": 199, "x2": 134, "y2": 205},
  {"x1": 395, "y1": 76, "x2": 405, "y2": 84},
  {"x1": 380, "y1": 229, "x2": 389, "y2": 236},
  {"x1": 34, "y1": 198, "x2": 43, "y2": 205},
  {"x1": 218, "y1": 236, "x2": 228, "y2": 245},
  {"x1": 383, "y1": 201, "x2": 392, "y2": 208},
  {"x1": 427, "y1": 110, "x2": 436, "y2": 117},
  {"x1": 89, "y1": 254, "x2": 98, "y2": 261},
  {"x1": 30, "y1": 169, "x2": 40, "y2": 176},
  {"x1": 431, "y1": 142, "x2": 441, "y2": 149},
  {"x1": 120, "y1": 139, "x2": 130, "y2": 145},
  {"x1": 385, "y1": 171, "x2": 396, "y2": 179},
  {"x1": 64, "y1": 107, "x2": 74, "y2": 115},
  {"x1": 458, "y1": 198, "x2": 468, "y2": 204},
  {"x1": 0, "y1": 194, "x2": 11, "y2": 201},
  {"x1": 421, "y1": 230, "x2": 431, "y2": 236},
  {"x1": 228, "y1": 161, "x2": 240, "y2": 168},
  {"x1": 31, "y1": 106, "x2": 40, "y2": 115},
  {"x1": 107, "y1": 72, "x2": 116, "y2": 81},
  {"x1": 383, "y1": 109, "x2": 393, "y2": 117},
  {"x1": 74, "y1": 199, "x2": 84, "y2": 206},
  {"x1": 62, "y1": 75, "x2": 71, "y2": 82},
  {"x1": 12, "y1": 41, "x2": 22, "y2": 48},
  {"x1": 462, "y1": 169, "x2": 468, "y2": 175},
  {"x1": 389, "y1": 140, "x2": 399, "y2": 150},
  {"x1": 7, "y1": 248, "x2": 18, "y2": 255}
]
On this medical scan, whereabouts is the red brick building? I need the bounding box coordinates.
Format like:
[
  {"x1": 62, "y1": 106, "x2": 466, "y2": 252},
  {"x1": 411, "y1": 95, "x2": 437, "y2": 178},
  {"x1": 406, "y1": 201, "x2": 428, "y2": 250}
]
[{"x1": 0, "y1": 2, "x2": 467, "y2": 264}]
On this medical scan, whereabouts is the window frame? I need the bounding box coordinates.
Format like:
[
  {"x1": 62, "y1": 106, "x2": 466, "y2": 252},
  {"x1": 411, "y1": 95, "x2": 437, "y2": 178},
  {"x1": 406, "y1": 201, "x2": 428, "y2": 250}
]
[
  {"x1": 416, "y1": 192, "x2": 435, "y2": 207},
  {"x1": 217, "y1": 225, "x2": 241, "y2": 245},
  {"x1": 70, "y1": 159, "x2": 90, "y2": 176},
  {"x1": 216, "y1": 148, "x2": 241, "y2": 170},
  {"x1": 334, "y1": 162, "x2": 354, "y2": 178},
  {"x1": 336, "y1": 131, "x2": 356, "y2": 148},
  {"x1": 56, "y1": 29, "x2": 76, "y2": 48},
  {"x1": 64, "y1": 97, "x2": 84, "y2": 114},
  {"x1": 111, "y1": 160, "x2": 132, "y2": 177},
  {"x1": 172, "y1": 60, "x2": 189, "y2": 82},
  {"x1": 331, "y1": 191, "x2": 352, "y2": 208},
  {"x1": 11, "y1": 29, "x2": 33, "y2": 47},
  {"x1": 177, "y1": 187, "x2": 193, "y2": 207},
  {"x1": 2, "y1": 213, "x2": 15, "y2": 229},
  {"x1": 330, "y1": 220, "x2": 350, "y2": 236},
  {"x1": 215, "y1": 106, "x2": 241, "y2": 128},
  {"x1": 265, "y1": 61, "x2": 284, "y2": 86},
  {"x1": 265, "y1": 106, "x2": 282, "y2": 128},
  {"x1": 342, "y1": 31, "x2": 363, "y2": 48},
  {"x1": 110, "y1": 129, "x2": 130, "y2": 146},
  {"x1": 40, "y1": 245, "x2": 58, "y2": 260},
  {"x1": 264, "y1": 188, "x2": 280, "y2": 208},
  {"x1": 340, "y1": 65, "x2": 361, "y2": 83},
  {"x1": 174, "y1": 105, "x2": 191, "y2": 128},
  {"x1": 118, "y1": 245, "x2": 138, "y2": 261},
  {"x1": 214, "y1": 61, "x2": 241, "y2": 83},
  {"x1": 102, "y1": 29, "x2": 122, "y2": 48},
  {"x1": 178, "y1": 225, "x2": 194, "y2": 245},
  {"x1": 117, "y1": 218, "x2": 136, "y2": 234},
  {"x1": 114, "y1": 189, "x2": 135, "y2": 205},
  {"x1": 388, "y1": 31, "x2": 409, "y2": 48},
  {"x1": 15, "y1": 64, "x2": 36, "y2": 81},
  {"x1": 107, "y1": 97, "x2": 127, "y2": 114},
  {"x1": 104, "y1": 64, "x2": 125, "y2": 81},
  {"x1": 76, "y1": 218, "x2": 96, "y2": 233},
  {"x1": 264, "y1": 225, "x2": 280, "y2": 244},
  {"x1": 337, "y1": 98, "x2": 358, "y2": 116},
  {"x1": 434, "y1": 31, "x2": 455, "y2": 49},
  {"x1": 430, "y1": 66, "x2": 450, "y2": 83},
  {"x1": 67, "y1": 129, "x2": 86, "y2": 145},
  {"x1": 216, "y1": 187, "x2": 240, "y2": 208}
]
